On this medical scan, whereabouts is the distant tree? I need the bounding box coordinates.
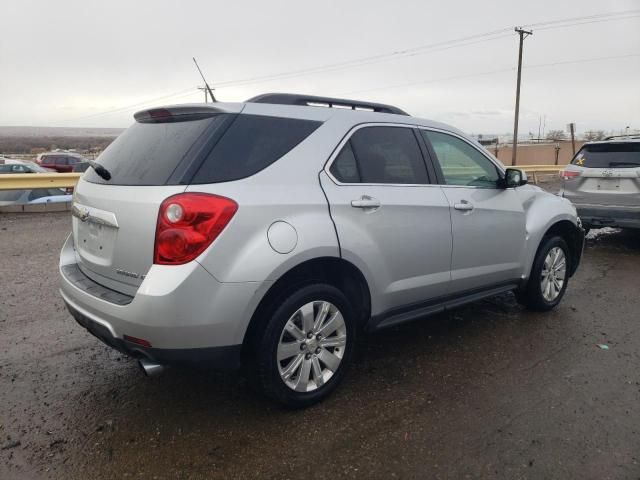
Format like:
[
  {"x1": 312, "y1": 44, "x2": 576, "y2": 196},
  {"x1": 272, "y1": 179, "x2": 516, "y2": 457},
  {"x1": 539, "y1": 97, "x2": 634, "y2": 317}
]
[
  {"x1": 546, "y1": 130, "x2": 566, "y2": 141},
  {"x1": 584, "y1": 130, "x2": 606, "y2": 141}
]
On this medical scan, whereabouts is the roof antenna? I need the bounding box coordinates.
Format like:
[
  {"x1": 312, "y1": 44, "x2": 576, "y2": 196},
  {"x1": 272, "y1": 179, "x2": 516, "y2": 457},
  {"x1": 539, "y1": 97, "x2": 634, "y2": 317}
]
[{"x1": 192, "y1": 57, "x2": 217, "y2": 103}]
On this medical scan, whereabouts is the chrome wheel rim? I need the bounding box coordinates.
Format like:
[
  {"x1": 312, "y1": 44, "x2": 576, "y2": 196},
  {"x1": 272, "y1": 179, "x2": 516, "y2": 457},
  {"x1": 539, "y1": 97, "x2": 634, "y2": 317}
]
[
  {"x1": 541, "y1": 247, "x2": 566, "y2": 302},
  {"x1": 277, "y1": 300, "x2": 347, "y2": 392}
]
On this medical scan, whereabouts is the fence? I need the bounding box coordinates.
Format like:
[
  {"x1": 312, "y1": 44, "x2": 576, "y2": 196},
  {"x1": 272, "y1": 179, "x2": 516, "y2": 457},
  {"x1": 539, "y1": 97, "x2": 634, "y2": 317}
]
[{"x1": 488, "y1": 140, "x2": 583, "y2": 166}]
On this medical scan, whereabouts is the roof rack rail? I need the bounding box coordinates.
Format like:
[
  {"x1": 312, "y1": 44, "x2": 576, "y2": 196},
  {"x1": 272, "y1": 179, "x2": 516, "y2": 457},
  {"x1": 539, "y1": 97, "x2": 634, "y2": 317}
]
[{"x1": 246, "y1": 93, "x2": 409, "y2": 116}]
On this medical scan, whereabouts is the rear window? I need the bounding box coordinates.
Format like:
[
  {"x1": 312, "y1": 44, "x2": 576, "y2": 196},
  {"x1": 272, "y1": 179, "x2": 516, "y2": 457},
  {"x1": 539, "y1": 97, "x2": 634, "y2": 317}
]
[
  {"x1": 85, "y1": 114, "x2": 320, "y2": 186},
  {"x1": 191, "y1": 115, "x2": 321, "y2": 184},
  {"x1": 84, "y1": 115, "x2": 229, "y2": 185},
  {"x1": 572, "y1": 143, "x2": 640, "y2": 168}
]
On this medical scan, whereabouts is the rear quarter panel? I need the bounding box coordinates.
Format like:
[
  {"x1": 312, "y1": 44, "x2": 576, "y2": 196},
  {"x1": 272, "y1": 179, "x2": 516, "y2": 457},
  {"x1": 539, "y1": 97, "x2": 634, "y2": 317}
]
[{"x1": 188, "y1": 115, "x2": 345, "y2": 283}]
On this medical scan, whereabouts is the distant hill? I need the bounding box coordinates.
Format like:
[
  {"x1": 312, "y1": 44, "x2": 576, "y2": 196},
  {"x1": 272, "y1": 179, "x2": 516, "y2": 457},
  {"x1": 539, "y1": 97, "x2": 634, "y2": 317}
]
[
  {"x1": 0, "y1": 126, "x2": 122, "y2": 154},
  {"x1": 0, "y1": 126, "x2": 124, "y2": 138}
]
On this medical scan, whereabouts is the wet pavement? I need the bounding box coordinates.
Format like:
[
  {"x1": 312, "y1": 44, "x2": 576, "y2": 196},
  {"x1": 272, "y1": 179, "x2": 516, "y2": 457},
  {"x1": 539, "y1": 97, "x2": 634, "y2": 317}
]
[{"x1": 1, "y1": 209, "x2": 639, "y2": 479}]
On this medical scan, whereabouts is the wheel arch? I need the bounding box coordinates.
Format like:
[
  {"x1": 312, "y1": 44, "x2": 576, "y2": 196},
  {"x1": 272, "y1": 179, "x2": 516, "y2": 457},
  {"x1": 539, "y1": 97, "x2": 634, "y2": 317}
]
[
  {"x1": 540, "y1": 219, "x2": 583, "y2": 277},
  {"x1": 240, "y1": 256, "x2": 371, "y2": 362}
]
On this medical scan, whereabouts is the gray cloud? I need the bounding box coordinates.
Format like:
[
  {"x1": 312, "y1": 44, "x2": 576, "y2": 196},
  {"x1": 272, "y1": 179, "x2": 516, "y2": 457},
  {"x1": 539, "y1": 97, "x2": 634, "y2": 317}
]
[{"x1": 0, "y1": 0, "x2": 638, "y2": 134}]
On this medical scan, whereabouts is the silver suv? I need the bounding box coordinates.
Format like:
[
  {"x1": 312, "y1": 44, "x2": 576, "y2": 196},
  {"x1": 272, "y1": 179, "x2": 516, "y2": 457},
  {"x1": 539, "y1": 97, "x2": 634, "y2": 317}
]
[
  {"x1": 560, "y1": 138, "x2": 640, "y2": 231},
  {"x1": 59, "y1": 93, "x2": 584, "y2": 407}
]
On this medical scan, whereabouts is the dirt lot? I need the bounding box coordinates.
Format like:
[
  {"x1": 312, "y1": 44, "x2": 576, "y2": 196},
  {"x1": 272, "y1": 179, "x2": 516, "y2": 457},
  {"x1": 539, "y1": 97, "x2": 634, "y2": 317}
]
[{"x1": 1, "y1": 195, "x2": 639, "y2": 479}]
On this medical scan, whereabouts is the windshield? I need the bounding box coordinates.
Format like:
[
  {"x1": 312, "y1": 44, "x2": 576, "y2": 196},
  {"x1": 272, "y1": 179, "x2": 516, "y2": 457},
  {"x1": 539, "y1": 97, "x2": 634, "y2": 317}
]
[{"x1": 572, "y1": 143, "x2": 640, "y2": 168}]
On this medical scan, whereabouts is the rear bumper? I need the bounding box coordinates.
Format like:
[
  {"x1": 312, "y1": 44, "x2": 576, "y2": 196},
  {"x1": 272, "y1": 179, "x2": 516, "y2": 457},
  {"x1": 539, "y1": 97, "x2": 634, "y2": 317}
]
[
  {"x1": 59, "y1": 234, "x2": 270, "y2": 367},
  {"x1": 575, "y1": 205, "x2": 640, "y2": 229},
  {"x1": 64, "y1": 298, "x2": 242, "y2": 369}
]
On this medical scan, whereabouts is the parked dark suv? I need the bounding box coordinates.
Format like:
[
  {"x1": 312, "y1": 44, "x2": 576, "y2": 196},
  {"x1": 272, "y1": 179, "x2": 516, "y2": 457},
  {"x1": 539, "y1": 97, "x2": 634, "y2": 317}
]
[{"x1": 37, "y1": 153, "x2": 85, "y2": 173}]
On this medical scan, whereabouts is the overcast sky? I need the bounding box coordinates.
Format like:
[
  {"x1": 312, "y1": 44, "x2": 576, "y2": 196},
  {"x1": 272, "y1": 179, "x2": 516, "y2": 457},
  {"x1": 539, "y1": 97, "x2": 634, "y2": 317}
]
[{"x1": 1, "y1": 0, "x2": 639, "y2": 135}]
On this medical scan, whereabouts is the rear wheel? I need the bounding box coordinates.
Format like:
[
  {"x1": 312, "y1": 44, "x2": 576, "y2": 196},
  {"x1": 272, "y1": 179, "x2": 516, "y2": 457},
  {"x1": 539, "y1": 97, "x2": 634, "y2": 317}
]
[
  {"x1": 254, "y1": 283, "x2": 355, "y2": 408},
  {"x1": 517, "y1": 236, "x2": 570, "y2": 311}
]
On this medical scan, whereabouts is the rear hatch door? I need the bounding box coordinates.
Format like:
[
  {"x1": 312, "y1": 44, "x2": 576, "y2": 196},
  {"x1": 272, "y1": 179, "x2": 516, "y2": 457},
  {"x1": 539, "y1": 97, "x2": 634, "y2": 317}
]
[
  {"x1": 71, "y1": 104, "x2": 241, "y2": 295},
  {"x1": 563, "y1": 142, "x2": 640, "y2": 207}
]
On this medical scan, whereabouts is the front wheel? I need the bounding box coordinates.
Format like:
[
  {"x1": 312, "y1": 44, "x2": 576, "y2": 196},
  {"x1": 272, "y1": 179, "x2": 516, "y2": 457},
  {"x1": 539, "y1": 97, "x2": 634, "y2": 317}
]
[
  {"x1": 254, "y1": 283, "x2": 355, "y2": 408},
  {"x1": 517, "y1": 236, "x2": 571, "y2": 311}
]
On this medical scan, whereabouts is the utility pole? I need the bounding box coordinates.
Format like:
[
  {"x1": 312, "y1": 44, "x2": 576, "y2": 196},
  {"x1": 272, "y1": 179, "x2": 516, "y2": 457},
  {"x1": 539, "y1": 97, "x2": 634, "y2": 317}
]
[
  {"x1": 511, "y1": 27, "x2": 533, "y2": 166},
  {"x1": 198, "y1": 86, "x2": 209, "y2": 103},
  {"x1": 192, "y1": 57, "x2": 216, "y2": 102},
  {"x1": 568, "y1": 122, "x2": 576, "y2": 155}
]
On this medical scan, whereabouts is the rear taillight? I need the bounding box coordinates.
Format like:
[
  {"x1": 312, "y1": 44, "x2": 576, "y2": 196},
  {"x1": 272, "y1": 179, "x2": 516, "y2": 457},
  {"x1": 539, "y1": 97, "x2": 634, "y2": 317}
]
[
  {"x1": 154, "y1": 193, "x2": 237, "y2": 265},
  {"x1": 560, "y1": 170, "x2": 581, "y2": 180}
]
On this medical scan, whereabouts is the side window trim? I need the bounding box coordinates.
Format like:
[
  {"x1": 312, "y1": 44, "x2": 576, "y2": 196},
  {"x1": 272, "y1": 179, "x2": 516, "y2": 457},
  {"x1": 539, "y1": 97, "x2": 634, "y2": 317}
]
[
  {"x1": 347, "y1": 139, "x2": 364, "y2": 183},
  {"x1": 419, "y1": 127, "x2": 504, "y2": 188},
  {"x1": 412, "y1": 127, "x2": 441, "y2": 184},
  {"x1": 324, "y1": 122, "x2": 436, "y2": 186}
]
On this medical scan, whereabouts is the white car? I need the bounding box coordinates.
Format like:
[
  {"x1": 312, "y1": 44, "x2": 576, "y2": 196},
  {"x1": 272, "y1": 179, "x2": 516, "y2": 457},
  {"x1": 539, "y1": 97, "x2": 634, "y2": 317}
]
[
  {"x1": 0, "y1": 188, "x2": 72, "y2": 206},
  {"x1": 0, "y1": 158, "x2": 54, "y2": 174}
]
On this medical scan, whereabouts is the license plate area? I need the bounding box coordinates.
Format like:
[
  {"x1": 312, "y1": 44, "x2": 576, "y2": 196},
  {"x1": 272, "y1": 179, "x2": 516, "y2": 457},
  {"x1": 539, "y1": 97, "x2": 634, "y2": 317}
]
[
  {"x1": 75, "y1": 218, "x2": 117, "y2": 266},
  {"x1": 596, "y1": 179, "x2": 620, "y2": 191}
]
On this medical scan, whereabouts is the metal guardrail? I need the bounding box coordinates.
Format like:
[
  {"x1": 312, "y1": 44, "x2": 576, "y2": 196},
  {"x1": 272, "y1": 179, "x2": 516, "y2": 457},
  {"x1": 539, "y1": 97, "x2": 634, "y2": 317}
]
[
  {"x1": 519, "y1": 165, "x2": 564, "y2": 172},
  {"x1": 518, "y1": 165, "x2": 563, "y2": 183},
  {"x1": 0, "y1": 173, "x2": 82, "y2": 190},
  {"x1": 0, "y1": 165, "x2": 566, "y2": 192}
]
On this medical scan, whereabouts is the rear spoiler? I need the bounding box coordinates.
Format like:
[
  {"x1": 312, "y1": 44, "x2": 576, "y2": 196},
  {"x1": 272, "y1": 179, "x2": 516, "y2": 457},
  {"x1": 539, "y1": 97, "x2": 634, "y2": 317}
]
[{"x1": 134, "y1": 103, "x2": 243, "y2": 123}]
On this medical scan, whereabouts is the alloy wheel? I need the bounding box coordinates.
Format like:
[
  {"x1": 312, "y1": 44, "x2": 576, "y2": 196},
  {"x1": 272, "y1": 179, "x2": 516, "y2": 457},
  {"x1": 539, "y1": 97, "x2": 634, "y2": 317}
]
[{"x1": 277, "y1": 301, "x2": 347, "y2": 392}]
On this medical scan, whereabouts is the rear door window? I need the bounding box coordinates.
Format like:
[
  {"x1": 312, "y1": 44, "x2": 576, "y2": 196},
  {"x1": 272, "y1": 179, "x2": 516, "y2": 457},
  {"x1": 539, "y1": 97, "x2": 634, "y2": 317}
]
[
  {"x1": 191, "y1": 115, "x2": 321, "y2": 184},
  {"x1": 572, "y1": 143, "x2": 640, "y2": 168},
  {"x1": 330, "y1": 142, "x2": 360, "y2": 183},
  {"x1": 330, "y1": 126, "x2": 428, "y2": 184}
]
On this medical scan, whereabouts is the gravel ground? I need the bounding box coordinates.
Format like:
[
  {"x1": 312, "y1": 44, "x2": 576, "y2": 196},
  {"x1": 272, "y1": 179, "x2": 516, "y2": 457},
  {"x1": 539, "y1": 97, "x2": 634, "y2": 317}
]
[{"x1": 1, "y1": 186, "x2": 639, "y2": 479}]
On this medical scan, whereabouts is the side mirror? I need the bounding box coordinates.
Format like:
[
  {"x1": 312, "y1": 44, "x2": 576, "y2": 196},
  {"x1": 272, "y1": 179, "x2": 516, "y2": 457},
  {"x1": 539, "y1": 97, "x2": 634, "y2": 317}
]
[{"x1": 503, "y1": 168, "x2": 528, "y2": 188}]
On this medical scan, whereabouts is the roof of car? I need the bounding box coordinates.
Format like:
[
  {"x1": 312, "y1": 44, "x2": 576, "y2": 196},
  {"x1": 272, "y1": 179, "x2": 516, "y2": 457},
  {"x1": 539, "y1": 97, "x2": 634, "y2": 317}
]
[
  {"x1": 1, "y1": 158, "x2": 29, "y2": 165},
  {"x1": 139, "y1": 94, "x2": 469, "y2": 140},
  {"x1": 40, "y1": 151, "x2": 85, "y2": 157}
]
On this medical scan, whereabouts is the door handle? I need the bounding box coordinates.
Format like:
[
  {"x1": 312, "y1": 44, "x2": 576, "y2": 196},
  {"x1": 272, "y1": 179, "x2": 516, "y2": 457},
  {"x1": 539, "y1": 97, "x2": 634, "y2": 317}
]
[
  {"x1": 351, "y1": 195, "x2": 381, "y2": 209},
  {"x1": 454, "y1": 201, "x2": 474, "y2": 212}
]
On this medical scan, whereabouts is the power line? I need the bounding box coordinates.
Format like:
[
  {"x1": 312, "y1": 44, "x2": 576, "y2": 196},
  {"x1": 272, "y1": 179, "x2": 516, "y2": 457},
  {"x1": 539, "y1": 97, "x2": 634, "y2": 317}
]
[
  {"x1": 211, "y1": 30, "x2": 513, "y2": 88},
  {"x1": 52, "y1": 87, "x2": 200, "y2": 124},
  {"x1": 533, "y1": 14, "x2": 640, "y2": 32},
  {"x1": 336, "y1": 53, "x2": 640, "y2": 96},
  {"x1": 210, "y1": 10, "x2": 640, "y2": 90},
  {"x1": 523, "y1": 8, "x2": 640, "y2": 28},
  {"x1": 48, "y1": 9, "x2": 640, "y2": 124}
]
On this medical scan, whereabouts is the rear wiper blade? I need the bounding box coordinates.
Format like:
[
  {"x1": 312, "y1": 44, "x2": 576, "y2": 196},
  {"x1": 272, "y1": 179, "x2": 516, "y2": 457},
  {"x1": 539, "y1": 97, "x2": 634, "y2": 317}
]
[{"x1": 85, "y1": 158, "x2": 111, "y2": 181}]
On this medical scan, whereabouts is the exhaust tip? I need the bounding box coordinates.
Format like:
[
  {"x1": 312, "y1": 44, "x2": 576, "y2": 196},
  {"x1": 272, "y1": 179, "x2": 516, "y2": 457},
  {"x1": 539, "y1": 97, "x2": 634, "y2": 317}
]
[{"x1": 138, "y1": 358, "x2": 165, "y2": 378}]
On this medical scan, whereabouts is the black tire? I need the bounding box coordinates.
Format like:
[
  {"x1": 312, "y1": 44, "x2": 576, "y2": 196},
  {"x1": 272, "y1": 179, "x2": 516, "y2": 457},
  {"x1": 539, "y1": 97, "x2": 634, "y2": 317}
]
[
  {"x1": 253, "y1": 283, "x2": 356, "y2": 408},
  {"x1": 517, "y1": 236, "x2": 571, "y2": 311}
]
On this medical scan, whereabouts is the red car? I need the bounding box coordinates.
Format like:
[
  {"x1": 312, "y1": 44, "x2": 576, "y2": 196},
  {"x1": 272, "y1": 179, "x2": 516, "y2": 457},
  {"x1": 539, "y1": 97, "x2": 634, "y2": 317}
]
[{"x1": 37, "y1": 153, "x2": 85, "y2": 173}]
